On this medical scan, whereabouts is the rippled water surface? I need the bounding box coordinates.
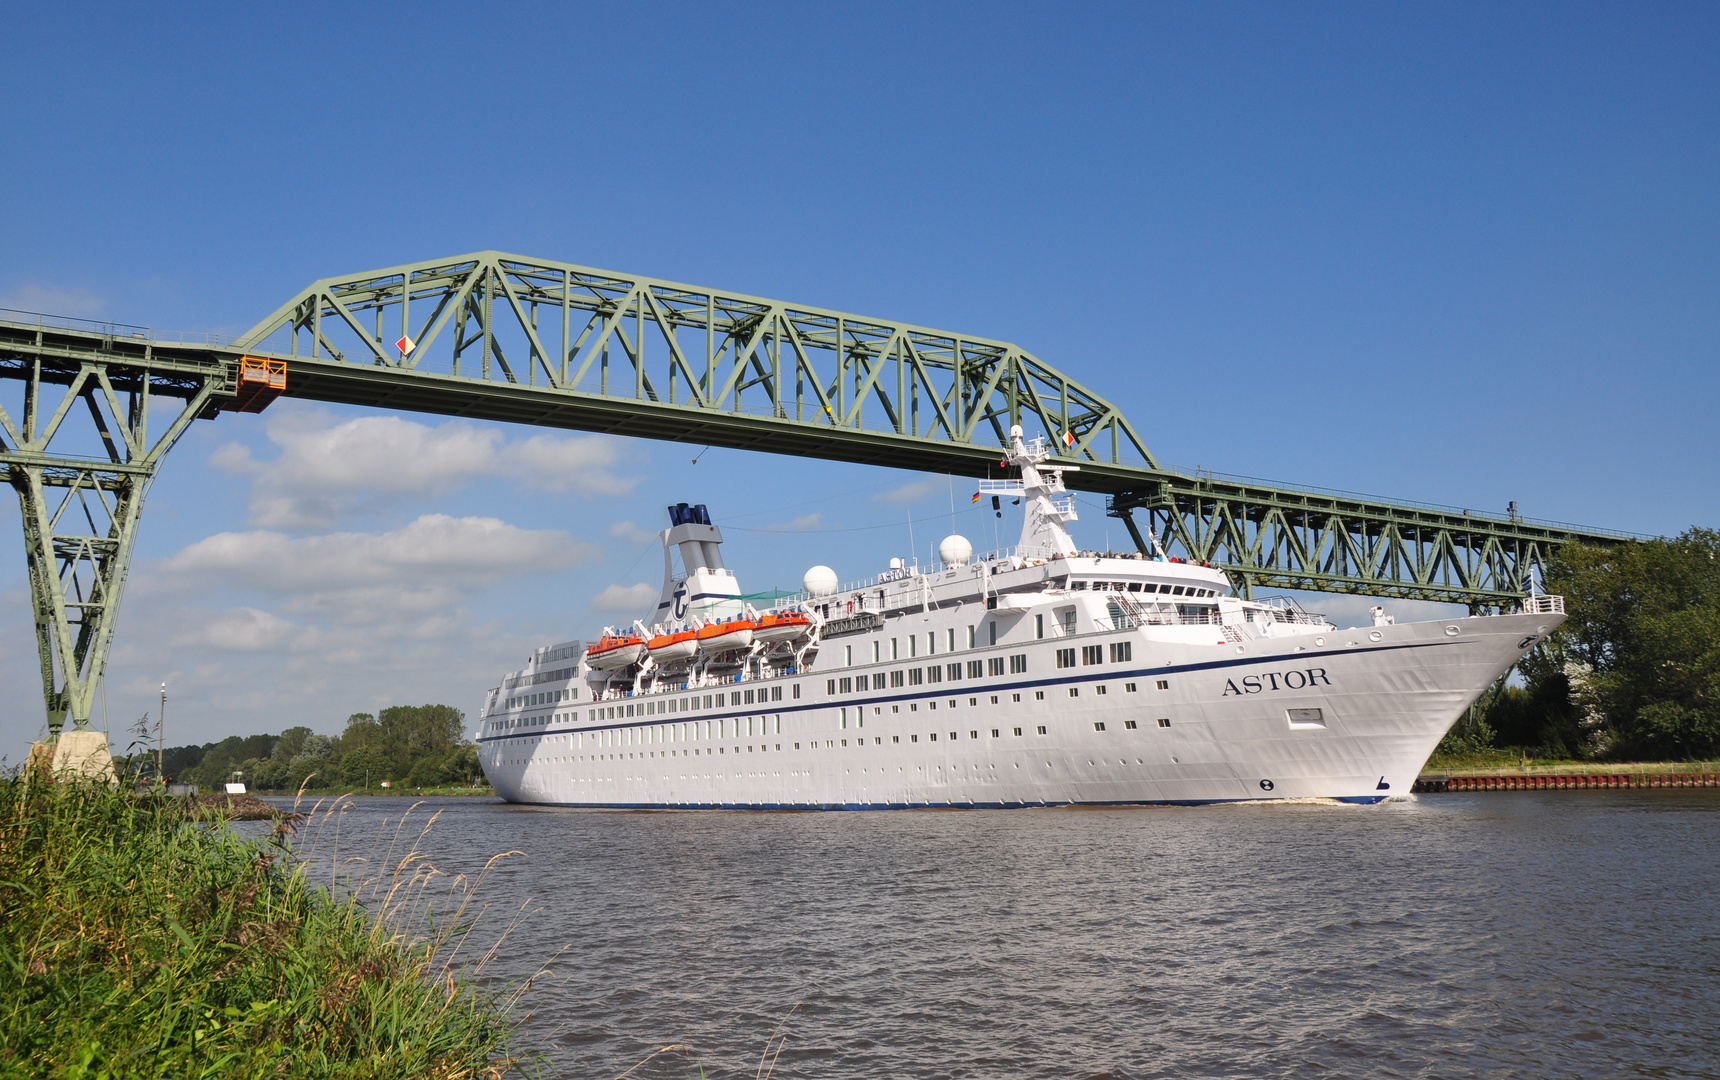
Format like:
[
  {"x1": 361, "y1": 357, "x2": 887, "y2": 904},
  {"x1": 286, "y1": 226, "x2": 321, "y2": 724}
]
[{"x1": 279, "y1": 792, "x2": 1720, "y2": 1078}]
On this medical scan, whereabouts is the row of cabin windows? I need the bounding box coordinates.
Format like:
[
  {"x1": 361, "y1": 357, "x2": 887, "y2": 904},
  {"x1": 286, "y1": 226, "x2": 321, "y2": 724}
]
[
  {"x1": 585, "y1": 684, "x2": 799, "y2": 722},
  {"x1": 1055, "y1": 641, "x2": 1134, "y2": 668},
  {"x1": 1075, "y1": 581, "x2": 1219, "y2": 598},
  {"x1": 506, "y1": 686, "x2": 578, "y2": 710},
  {"x1": 827, "y1": 655, "x2": 1028, "y2": 698},
  {"x1": 844, "y1": 626, "x2": 991, "y2": 666}
]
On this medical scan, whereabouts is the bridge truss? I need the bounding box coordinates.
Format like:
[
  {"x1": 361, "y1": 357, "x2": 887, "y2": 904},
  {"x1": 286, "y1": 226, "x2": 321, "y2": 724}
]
[{"x1": 2, "y1": 251, "x2": 1644, "y2": 734}]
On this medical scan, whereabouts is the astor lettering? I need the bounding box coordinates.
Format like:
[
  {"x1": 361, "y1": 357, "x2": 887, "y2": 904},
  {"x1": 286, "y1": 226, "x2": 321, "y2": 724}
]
[{"x1": 1223, "y1": 668, "x2": 1331, "y2": 696}]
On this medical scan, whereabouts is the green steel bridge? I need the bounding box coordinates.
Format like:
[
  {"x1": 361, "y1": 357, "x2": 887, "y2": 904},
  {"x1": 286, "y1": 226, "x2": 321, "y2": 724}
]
[{"x1": 1, "y1": 251, "x2": 1645, "y2": 735}]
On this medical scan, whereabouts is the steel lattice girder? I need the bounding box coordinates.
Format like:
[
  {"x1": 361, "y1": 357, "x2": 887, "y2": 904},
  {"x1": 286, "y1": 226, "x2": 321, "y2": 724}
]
[
  {"x1": 233, "y1": 251, "x2": 1158, "y2": 479},
  {"x1": 0, "y1": 324, "x2": 222, "y2": 735},
  {"x1": 1105, "y1": 476, "x2": 1647, "y2": 606}
]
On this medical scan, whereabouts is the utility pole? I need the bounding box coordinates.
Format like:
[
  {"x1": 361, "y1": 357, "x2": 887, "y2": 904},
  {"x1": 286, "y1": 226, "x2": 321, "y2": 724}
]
[{"x1": 157, "y1": 683, "x2": 166, "y2": 785}]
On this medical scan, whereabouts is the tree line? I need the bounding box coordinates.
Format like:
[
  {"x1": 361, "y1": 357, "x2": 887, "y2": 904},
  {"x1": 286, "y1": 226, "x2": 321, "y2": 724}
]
[
  {"x1": 131, "y1": 704, "x2": 483, "y2": 793},
  {"x1": 1448, "y1": 528, "x2": 1719, "y2": 761}
]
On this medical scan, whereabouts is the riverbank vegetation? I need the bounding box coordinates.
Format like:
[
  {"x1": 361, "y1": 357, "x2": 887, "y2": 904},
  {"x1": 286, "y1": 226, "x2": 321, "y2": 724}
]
[
  {"x1": 0, "y1": 773, "x2": 521, "y2": 1077},
  {"x1": 138, "y1": 704, "x2": 486, "y2": 795},
  {"x1": 1431, "y1": 528, "x2": 1719, "y2": 766}
]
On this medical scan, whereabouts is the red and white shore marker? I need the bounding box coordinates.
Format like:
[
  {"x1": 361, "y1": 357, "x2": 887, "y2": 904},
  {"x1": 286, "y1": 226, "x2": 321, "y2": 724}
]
[{"x1": 396, "y1": 334, "x2": 415, "y2": 356}]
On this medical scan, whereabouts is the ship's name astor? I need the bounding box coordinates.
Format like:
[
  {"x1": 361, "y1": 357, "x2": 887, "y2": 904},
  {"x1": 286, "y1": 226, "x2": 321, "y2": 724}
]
[{"x1": 1222, "y1": 668, "x2": 1332, "y2": 695}]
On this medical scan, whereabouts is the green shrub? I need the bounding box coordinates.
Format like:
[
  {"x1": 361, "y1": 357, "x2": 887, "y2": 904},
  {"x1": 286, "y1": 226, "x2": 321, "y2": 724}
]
[{"x1": 0, "y1": 775, "x2": 522, "y2": 1078}]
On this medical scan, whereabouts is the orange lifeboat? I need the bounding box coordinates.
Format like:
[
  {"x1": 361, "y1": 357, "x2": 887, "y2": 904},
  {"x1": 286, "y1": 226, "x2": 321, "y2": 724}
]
[
  {"x1": 586, "y1": 633, "x2": 645, "y2": 670},
  {"x1": 646, "y1": 628, "x2": 699, "y2": 664},
  {"x1": 752, "y1": 610, "x2": 813, "y2": 644},
  {"x1": 695, "y1": 617, "x2": 756, "y2": 654}
]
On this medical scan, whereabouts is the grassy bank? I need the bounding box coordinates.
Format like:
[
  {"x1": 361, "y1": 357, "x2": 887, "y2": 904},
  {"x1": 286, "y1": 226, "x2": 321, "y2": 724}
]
[{"x1": 0, "y1": 774, "x2": 523, "y2": 1078}]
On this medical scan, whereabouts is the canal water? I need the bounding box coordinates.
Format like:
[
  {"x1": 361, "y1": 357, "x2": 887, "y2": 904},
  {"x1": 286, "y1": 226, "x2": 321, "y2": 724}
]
[{"x1": 278, "y1": 792, "x2": 1719, "y2": 1078}]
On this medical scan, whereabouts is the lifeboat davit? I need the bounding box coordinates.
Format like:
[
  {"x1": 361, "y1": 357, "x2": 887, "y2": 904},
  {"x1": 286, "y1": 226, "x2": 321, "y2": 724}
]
[
  {"x1": 752, "y1": 610, "x2": 813, "y2": 644},
  {"x1": 586, "y1": 634, "x2": 645, "y2": 670},
  {"x1": 646, "y1": 628, "x2": 699, "y2": 664},
  {"x1": 696, "y1": 617, "x2": 756, "y2": 654}
]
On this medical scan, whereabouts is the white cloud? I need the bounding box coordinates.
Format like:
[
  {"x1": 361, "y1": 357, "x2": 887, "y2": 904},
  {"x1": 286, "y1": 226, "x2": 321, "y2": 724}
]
[
  {"x1": 763, "y1": 513, "x2": 824, "y2": 532},
  {"x1": 168, "y1": 607, "x2": 300, "y2": 651},
  {"x1": 609, "y1": 520, "x2": 658, "y2": 544},
  {"x1": 213, "y1": 407, "x2": 638, "y2": 528},
  {"x1": 0, "y1": 283, "x2": 109, "y2": 318},
  {"x1": 591, "y1": 582, "x2": 657, "y2": 613},
  {"x1": 873, "y1": 476, "x2": 945, "y2": 505},
  {"x1": 157, "y1": 514, "x2": 596, "y2": 623}
]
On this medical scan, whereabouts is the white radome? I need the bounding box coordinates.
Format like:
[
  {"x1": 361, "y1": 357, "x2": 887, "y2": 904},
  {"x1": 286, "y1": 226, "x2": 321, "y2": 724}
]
[
  {"x1": 938, "y1": 534, "x2": 973, "y2": 567},
  {"x1": 802, "y1": 565, "x2": 839, "y2": 596}
]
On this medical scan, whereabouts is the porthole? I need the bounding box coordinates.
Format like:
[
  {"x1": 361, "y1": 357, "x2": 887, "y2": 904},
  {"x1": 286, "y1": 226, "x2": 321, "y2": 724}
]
[
  {"x1": 1445, "y1": 625, "x2": 1461, "y2": 637},
  {"x1": 1369, "y1": 630, "x2": 1383, "y2": 642},
  {"x1": 1314, "y1": 636, "x2": 1326, "y2": 646}
]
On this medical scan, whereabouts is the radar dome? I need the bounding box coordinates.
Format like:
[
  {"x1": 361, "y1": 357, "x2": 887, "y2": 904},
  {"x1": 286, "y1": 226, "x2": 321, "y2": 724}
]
[
  {"x1": 938, "y1": 534, "x2": 973, "y2": 567},
  {"x1": 802, "y1": 565, "x2": 839, "y2": 596}
]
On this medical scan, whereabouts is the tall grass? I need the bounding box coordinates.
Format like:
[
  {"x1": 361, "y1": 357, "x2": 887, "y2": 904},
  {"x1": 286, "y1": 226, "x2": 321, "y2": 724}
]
[{"x1": 0, "y1": 773, "x2": 527, "y2": 1078}]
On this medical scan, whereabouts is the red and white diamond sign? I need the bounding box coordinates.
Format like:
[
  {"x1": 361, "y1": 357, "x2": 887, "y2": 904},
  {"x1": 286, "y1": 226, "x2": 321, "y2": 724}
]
[{"x1": 396, "y1": 334, "x2": 415, "y2": 355}]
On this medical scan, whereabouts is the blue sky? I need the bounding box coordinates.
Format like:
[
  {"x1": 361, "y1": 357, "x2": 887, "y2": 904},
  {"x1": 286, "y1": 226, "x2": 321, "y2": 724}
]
[{"x1": 2, "y1": 2, "x2": 1715, "y2": 760}]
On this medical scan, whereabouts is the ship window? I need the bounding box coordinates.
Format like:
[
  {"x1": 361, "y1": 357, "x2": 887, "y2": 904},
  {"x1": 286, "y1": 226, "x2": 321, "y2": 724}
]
[
  {"x1": 948, "y1": 662, "x2": 962, "y2": 681},
  {"x1": 927, "y1": 665, "x2": 941, "y2": 684},
  {"x1": 873, "y1": 641, "x2": 881, "y2": 663},
  {"x1": 731, "y1": 691, "x2": 741, "y2": 706},
  {"x1": 841, "y1": 708, "x2": 847, "y2": 729},
  {"x1": 1156, "y1": 680, "x2": 1169, "y2": 690},
  {"x1": 1158, "y1": 718, "x2": 1170, "y2": 727},
  {"x1": 1012, "y1": 693, "x2": 1020, "y2": 702},
  {"x1": 893, "y1": 735, "x2": 900, "y2": 743},
  {"x1": 929, "y1": 733, "x2": 937, "y2": 741},
  {"x1": 1059, "y1": 609, "x2": 1077, "y2": 635},
  {"x1": 788, "y1": 685, "x2": 796, "y2": 699},
  {"x1": 873, "y1": 673, "x2": 887, "y2": 690},
  {"x1": 1097, "y1": 685, "x2": 1108, "y2": 695},
  {"x1": 989, "y1": 622, "x2": 998, "y2": 646},
  {"x1": 1109, "y1": 642, "x2": 1132, "y2": 663},
  {"x1": 1014, "y1": 727, "x2": 1023, "y2": 736},
  {"x1": 991, "y1": 695, "x2": 999, "y2": 704},
  {"x1": 1056, "y1": 648, "x2": 1076, "y2": 669},
  {"x1": 1287, "y1": 708, "x2": 1325, "y2": 728},
  {"x1": 927, "y1": 631, "x2": 936, "y2": 655},
  {"x1": 890, "y1": 670, "x2": 905, "y2": 688},
  {"x1": 969, "y1": 697, "x2": 978, "y2": 706},
  {"x1": 1094, "y1": 722, "x2": 1106, "y2": 731},
  {"x1": 911, "y1": 735, "x2": 918, "y2": 742},
  {"x1": 776, "y1": 715, "x2": 782, "y2": 733},
  {"x1": 891, "y1": 637, "x2": 899, "y2": 660},
  {"x1": 1037, "y1": 725, "x2": 1047, "y2": 735},
  {"x1": 845, "y1": 645, "x2": 853, "y2": 666},
  {"x1": 1035, "y1": 614, "x2": 1044, "y2": 639},
  {"x1": 909, "y1": 635, "x2": 916, "y2": 658},
  {"x1": 743, "y1": 689, "x2": 754, "y2": 704},
  {"x1": 1082, "y1": 645, "x2": 1103, "y2": 665},
  {"x1": 1172, "y1": 586, "x2": 1185, "y2": 596},
  {"x1": 828, "y1": 679, "x2": 837, "y2": 695},
  {"x1": 948, "y1": 628, "x2": 957, "y2": 652},
  {"x1": 1069, "y1": 688, "x2": 1079, "y2": 697},
  {"x1": 1126, "y1": 682, "x2": 1138, "y2": 692},
  {"x1": 795, "y1": 742, "x2": 801, "y2": 749},
  {"x1": 1128, "y1": 582, "x2": 1142, "y2": 592},
  {"x1": 909, "y1": 668, "x2": 923, "y2": 685},
  {"x1": 1010, "y1": 654, "x2": 1027, "y2": 674},
  {"x1": 967, "y1": 625, "x2": 976, "y2": 648},
  {"x1": 1125, "y1": 720, "x2": 1138, "y2": 729},
  {"x1": 967, "y1": 660, "x2": 983, "y2": 679},
  {"x1": 987, "y1": 657, "x2": 1004, "y2": 676},
  {"x1": 970, "y1": 730, "x2": 979, "y2": 740}
]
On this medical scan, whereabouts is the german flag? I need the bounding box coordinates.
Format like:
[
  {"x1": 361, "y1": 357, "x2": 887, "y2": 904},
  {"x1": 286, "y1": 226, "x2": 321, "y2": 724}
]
[{"x1": 971, "y1": 491, "x2": 982, "y2": 503}]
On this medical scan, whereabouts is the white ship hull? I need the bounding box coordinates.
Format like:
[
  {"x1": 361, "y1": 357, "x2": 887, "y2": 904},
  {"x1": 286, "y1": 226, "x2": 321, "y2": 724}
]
[
  {"x1": 479, "y1": 437, "x2": 1562, "y2": 809},
  {"x1": 479, "y1": 610, "x2": 1553, "y2": 807}
]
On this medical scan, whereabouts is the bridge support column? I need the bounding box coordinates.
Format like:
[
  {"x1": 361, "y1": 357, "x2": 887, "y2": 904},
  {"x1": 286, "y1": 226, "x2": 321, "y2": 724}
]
[{"x1": 1, "y1": 354, "x2": 219, "y2": 738}]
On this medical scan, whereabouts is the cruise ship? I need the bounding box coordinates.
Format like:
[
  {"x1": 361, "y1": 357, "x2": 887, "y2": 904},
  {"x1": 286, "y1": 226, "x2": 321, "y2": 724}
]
[{"x1": 476, "y1": 428, "x2": 1564, "y2": 807}]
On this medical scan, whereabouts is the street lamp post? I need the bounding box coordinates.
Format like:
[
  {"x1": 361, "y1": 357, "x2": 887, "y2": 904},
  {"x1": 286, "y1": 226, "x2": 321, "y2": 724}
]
[{"x1": 157, "y1": 683, "x2": 166, "y2": 785}]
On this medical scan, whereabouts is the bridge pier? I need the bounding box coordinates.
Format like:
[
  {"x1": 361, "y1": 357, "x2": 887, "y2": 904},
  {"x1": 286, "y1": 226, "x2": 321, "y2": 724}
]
[{"x1": 2, "y1": 340, "x2": 222, "y2": 738}]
